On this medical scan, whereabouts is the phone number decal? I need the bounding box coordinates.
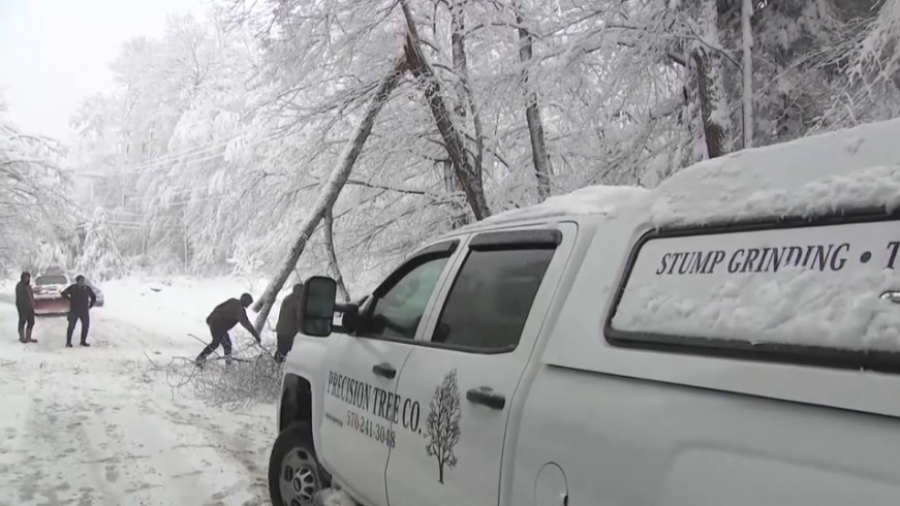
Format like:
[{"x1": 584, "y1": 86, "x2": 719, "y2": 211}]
[{"x1": 346, "y1": 410, "x2": 395, "y2": 448}]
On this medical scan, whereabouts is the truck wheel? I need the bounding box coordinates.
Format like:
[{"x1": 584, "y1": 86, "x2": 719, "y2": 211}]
[{"x1": 269, "y1": 422, "x2": 324, "y2": 506}]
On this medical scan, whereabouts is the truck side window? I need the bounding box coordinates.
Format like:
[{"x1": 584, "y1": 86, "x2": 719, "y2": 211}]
[
  {"x1": 431, "y1": 248, "x2": 554, "y2": 351},
  {"x1": 366, "y1": 257, "x2": 449, "y2": 340}
]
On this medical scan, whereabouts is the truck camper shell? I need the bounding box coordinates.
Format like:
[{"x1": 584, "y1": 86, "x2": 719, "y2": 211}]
[{"x1": 520, "y1": 117, "x2": 900, "y2": 419}]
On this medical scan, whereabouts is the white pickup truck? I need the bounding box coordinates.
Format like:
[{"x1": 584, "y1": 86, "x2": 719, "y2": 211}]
[{"x1": 268, "y1": 117, "x2": 900, "y2": 506}]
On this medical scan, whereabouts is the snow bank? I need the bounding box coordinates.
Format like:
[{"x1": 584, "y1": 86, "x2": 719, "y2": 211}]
[
  {"x1": 480, "y1": 184, "x2": 651, "y2": 225},
  {"x1": 652, "y1": 118, "x2": 900, "y2": 227},
  {"x1": 610, "y1": 219, "x2": 900, "y2": 352},
  {"x1": 318, "y1": 489, "x2": 357, "y2": 506},
  {"x1": 99, "y1": 275, "x2": 277, "y2": 343}
]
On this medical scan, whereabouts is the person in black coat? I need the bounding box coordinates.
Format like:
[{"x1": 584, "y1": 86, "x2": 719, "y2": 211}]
[
  {"x1": 61, "y1": 275, "x2": 96, "y2": 348},
  {"x1": 195, "y1": 293, "x2": 261, "y2": 366},
  {"x1": 15, "y1": 271, "x2": 36, "y2": 344}
]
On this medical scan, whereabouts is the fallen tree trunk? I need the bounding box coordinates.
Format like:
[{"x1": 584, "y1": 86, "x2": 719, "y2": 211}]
[{"x1": 251, "y1": 58, "x2": 406, "y2": 331}]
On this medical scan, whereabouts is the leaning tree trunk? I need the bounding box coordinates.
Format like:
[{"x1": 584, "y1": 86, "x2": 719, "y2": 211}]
[
  {"x1": 514, "y1": 0, "x2": 552, "y2": 201},
  {"x1": 252, "y1": 58, "x2": 406, "y2": 331},
  {"x1": 692, "y1": 0, "x2": 733, "y2": 159},
  {"x1": 741, "y1": 0, "x2": 754, "y2": 149},
  {"x1": 400, "y1": 0, "x2": 491, "y2": 221},
  {"x1": 446, "y1": 0, "x2": 482, "y2": 228},
  {"x1": 323, "y1": 207, "x2": 350, "y2": 303}
]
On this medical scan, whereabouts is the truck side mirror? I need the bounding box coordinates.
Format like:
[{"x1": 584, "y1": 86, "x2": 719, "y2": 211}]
[{"x1": 300, "y1": 276, "x2": 337, "y2": 337}]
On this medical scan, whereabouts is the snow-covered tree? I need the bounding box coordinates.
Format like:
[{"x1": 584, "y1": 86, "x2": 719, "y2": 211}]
[
  {"x1": 76, "y1": 206, "x2": 127, "y2": 281},
  {"x1": 0, "y1": 91, "x2": 76, "y2": 270},
  {"x1": 33, "y1": 242, "x2": 70, "y2": 274},
  {"x1": 67, "y1": 0, "x2": 900, "y2": 294}
]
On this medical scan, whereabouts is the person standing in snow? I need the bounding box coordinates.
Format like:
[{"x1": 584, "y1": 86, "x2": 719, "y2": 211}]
[
  {"x1": 274, "y1": 283, "x2": 304, "y2": 363},
  {"x1": 195, "y1": 293, "x2": 261, "y2": 367},
  {"x1": 61, "y1": 275, "x2": 97, "y2": 348},
  {"x1": 15, "y1": 271, "x2": 36, "y2": 344}
]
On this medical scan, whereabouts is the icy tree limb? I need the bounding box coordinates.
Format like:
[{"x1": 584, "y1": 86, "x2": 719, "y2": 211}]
[
  {"x1": 399, "y1": 0, "x2": 491, "y2": 221},
  {"x1": 323, "y1": 207, "x2": 350, "y2": 303},
  {"x1": 741, "y1": 0, "x2": 754, "y2": 149},
  {"x1": 514, "y1": 0, "x2": 552, "y2": 201},
  {"x1": 251, "y1": 58, "x2": 406, "y2": 330}
]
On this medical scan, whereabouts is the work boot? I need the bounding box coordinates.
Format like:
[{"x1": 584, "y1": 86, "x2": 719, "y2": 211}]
[
  {"x1": 25, "y1": 328, "x2": 36, "y2": 343},
  {"x1": 80, "y1": 341, "x2": 90, "y2": 347},
  {"x1": 18, "y1": 329, "x2": 26, "y2": 343},
  {"x1": 65, "y1": 342, "x2": 73, "y2": 348}
]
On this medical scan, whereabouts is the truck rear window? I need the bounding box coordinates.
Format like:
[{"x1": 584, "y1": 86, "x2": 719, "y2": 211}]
[
  {"x1": 605, "y1": 215, "x2": 900, "y2": 371},
  {"x1": 35, "y1": 275, "x2": 67, "y2": 285}
]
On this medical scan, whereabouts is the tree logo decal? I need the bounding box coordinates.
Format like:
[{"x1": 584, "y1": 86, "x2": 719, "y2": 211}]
[{"x1": 425, "y1": 368, "x2": 462, "y2": 484}]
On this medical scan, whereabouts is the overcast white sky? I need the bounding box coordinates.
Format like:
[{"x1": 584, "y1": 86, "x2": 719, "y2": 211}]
[{"x1": 0, "y1": 0, "x2": 208, "y2": 142}]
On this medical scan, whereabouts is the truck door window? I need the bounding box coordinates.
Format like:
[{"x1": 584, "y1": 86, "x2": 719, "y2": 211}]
[
  {"x1": 431, "y1": 248, "x2": 554, "y2": 352},
  {"x1": 367, "y1": 257, "x2": 450, "y2": 340}
]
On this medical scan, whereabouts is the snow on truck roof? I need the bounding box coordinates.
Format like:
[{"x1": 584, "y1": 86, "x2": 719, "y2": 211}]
[
  {"x1": 477, "y1": 184, "x2": 651, "y2": 227},
  {"x1": 475, "y1": 117, "x2": 900, "y2": 231},
  {"x1": 652, "y1": 117, "x2": 900, "y2": 227}
]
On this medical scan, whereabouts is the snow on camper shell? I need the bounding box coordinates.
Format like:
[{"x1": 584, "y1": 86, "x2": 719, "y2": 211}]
[{"x1": 608, "y1": 216, "x2": 900, "y2": 354}]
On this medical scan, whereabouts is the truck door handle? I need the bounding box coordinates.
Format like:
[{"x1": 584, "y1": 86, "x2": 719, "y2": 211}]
[
  {"x1": 372, "y1": 363, "x2": 396, "y2": 379},
  {"x1": 466, "y1": 387, "x2": 506, "y2": 410}
]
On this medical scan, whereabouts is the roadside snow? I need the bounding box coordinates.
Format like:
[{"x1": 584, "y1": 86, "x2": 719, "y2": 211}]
[
  {"x1": 100, "y1": 275, "x2": 284, "y2": 347},
  {"x1": 0, "y1": 280, "x2": 275, "y2": 505},
  {"x1": 320, "y1": 488, "x2": 356, "y2": 506}
]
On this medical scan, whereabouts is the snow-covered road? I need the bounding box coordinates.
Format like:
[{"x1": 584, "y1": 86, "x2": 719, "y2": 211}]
[{"x1": 0, "y1": 288, "x2": 275, "y2": 506}]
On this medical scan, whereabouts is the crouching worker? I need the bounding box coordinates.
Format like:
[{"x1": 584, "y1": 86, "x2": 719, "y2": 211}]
[
  {"x1": 15, "y1": 271, "x2": 36, "y2": 343},
  {"x1": 195, "y1": 293, "x2": 261, "y2": 367},
  {"x1": 274, "y1": 283, "x2": 303, "y2": 363}
]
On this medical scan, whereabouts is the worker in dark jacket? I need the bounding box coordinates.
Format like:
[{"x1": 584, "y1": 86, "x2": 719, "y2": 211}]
[
  {"x1": 61, "y1": 275, "x2": 97, "y2": 348},
  {"x1": 15, "y1": 271, "x2": 36, "y2": 344},
  {"x1": 195, "y1": 293, "x2": 261, "y2": 366},
  {"x1": 274, "y1": 283, "x2": 304, "y2": 363}
]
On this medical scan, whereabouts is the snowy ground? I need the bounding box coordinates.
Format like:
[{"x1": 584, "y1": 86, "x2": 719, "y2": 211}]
[{"x1": 0, "y1": 276, "x2": 278, "y2": 506}]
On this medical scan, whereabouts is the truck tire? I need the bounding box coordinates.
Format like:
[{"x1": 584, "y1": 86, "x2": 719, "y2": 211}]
[{"x1": 269, "y1": 422, "x2": 324, "y2": 506}]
